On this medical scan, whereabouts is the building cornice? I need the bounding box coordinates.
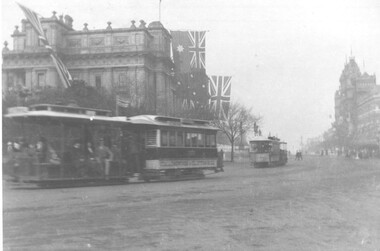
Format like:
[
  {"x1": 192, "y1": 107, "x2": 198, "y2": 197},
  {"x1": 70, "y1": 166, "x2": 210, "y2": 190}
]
[
  {"x1": 64, "y1": 27, "x2": 154, "y2": 38},
  {"x1": 40, "y1": 17, "x2": 74, "y2": 31}
]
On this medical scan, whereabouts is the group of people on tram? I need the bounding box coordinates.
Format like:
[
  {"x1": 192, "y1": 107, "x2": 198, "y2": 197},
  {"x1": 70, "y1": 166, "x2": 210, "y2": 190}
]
[
  {"x1": 62, "y1": 138, "x2": 117, "y2": 178},
  {"x1": 6, "y1": 136, "x2": 118, "y2": 178}
]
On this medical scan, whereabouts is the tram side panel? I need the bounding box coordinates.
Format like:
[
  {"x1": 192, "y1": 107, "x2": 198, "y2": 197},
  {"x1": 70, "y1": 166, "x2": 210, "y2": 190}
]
[
  {"x1": 137, "y1": 128, "x2": 220, "y2": 181},
  {"x1": 249, "y1": 152, "x2": 270, "y2": 167}
]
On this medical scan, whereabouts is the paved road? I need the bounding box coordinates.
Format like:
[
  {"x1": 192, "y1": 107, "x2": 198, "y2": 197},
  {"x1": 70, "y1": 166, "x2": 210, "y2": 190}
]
[{"x1": 3, "y1": 156, "x2": 380, "y2": 250}]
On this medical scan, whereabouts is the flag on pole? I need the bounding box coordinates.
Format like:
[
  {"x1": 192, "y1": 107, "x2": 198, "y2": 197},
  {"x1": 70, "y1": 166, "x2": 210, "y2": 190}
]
[
  {"x1": 209, "y1": 76, "x2": 232, "y2": 118},
  {"x1": 17, "y1": 3, "x2": 46, "y2": 42},
  {"x1": 171, "y1": 30, "x2": 206, "y2": 74},
  {"x1": 49, "y1": 54, "x2": 72, "y2": 89},
  {"x1": 17, "y1": 3, "x2": 72, "y2": 88},
  {"x1": 171, "y1": 30, "x2": 208, "y2": 110}
]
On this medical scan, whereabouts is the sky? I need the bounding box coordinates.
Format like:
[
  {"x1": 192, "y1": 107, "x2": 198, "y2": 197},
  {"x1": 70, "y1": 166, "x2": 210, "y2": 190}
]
[{"x1": 2, "y1": 0, "x2": 380, "y2": 150}]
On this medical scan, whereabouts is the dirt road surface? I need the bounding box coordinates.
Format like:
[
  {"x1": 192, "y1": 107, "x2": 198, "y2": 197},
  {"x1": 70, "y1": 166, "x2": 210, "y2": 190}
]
[{"x1": 3, "y1": 156, "x2": 380, "y2": 250}]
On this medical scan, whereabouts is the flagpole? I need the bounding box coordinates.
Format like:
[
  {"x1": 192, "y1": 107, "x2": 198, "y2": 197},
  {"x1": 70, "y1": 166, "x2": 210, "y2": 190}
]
[{"x1": 159, "y1": 0, "x2": 161, "y2": 22}]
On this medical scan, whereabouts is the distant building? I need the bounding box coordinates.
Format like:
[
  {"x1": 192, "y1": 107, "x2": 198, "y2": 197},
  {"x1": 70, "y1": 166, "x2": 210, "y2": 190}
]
[
  {"x1": 334, "y1": 56, "x2": 380, "y2": 148},
  {"x1": 2, "y1": 12, "x2": 176, "y2": 115},
  {"x1": 355, "y1": 92, "x2": 380, "y2": 147}
]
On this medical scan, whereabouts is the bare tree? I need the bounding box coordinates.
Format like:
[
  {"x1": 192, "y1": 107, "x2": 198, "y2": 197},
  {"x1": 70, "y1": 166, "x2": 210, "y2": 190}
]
[{"x1": 213, "y1": 102, "x2": 261, "y2": 161}]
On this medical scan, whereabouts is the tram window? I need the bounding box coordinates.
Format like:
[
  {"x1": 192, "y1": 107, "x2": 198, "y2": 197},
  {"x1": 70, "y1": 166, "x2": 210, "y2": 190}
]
[
  {"x1": 185, "y1": 133, "x2": 191, "y2": 147},
  {"x1": 280, "y1": 143, "x2": 287, "y2": 151},
  {"x1": 146, "y1": 130, "x2": 157, "y2": 146},
  {"x1": 205, "y1": 134, "x2": 210, "y2": 147},
  {"x1": 191, "y1": 133, "x2": 198, "y2": 147},
  {"x1": 161, "y1": 130, "x2": 168, "y2": 147},
  {"x1": 95, "y1": 75, "x2": 102, "y2": 89},
  {"x1": 176, "y1": 131, "x2": 184, "y2": 147},
  {"x1": 268, "y1": 143, "x2": 273, "y2": 151},
  {"x1": 197, "y1": 133, "x2": 205, "y2": 147},
  {"x1": 261, "y1": 142, "x2": 271, "y2": 152},
  {"x1": 250, "y1": 143, "x2": 258, "y2": 152},
  {"x1": 37, "y1": 72, "x2": 45, "y2": 87},
  {"x1": 210, "y1": 134, "x2": 216, "y2": 147},
  {"x1": 169, "y1": 131, "x2": 176, "y2": 147}
]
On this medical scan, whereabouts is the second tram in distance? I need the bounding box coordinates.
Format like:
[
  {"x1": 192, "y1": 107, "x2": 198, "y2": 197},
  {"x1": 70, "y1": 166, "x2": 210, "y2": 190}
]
[{"x1": 248, "y1": 136, "x2": 288, "y2": 167}]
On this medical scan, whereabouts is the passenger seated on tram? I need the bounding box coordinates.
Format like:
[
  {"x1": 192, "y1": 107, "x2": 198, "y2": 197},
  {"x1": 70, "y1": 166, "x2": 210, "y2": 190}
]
[
  {"x1": 7, "y1": 141, "x2": 14, "y2": 154},
  {"x1": 71, "y1": 141, "x2": 87, "y2": 177},
  {"x1": 111, "y1": 143, "x2": 121, "y2": 162},
  {"x1": 35, "y1": 137, "x2": 60, "y2": 165},
  {"x1": 36, "y1": 136, "x2": 48, "y2": 163},
  {"x1": 84, "y1": 141, "x2": 103, "y2": 177},
  {"x1": 86, "y1": 142, "x2": 96, "y2": 160},
  {"x1": 12, "y1": 141, "x2": 22, "y2": 153}
]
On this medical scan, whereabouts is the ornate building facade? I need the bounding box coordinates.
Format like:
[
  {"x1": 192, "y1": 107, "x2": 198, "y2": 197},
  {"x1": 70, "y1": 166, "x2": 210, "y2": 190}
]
[
  {"x1": 2, "y1": 12, "x2": 175, "y2": 115},
  {"x1": 334, "y1": 56, "x2": 380, "y2": 148},
  {"x1": 355, "y1": 92, "x2": 380, "y2": 146}
]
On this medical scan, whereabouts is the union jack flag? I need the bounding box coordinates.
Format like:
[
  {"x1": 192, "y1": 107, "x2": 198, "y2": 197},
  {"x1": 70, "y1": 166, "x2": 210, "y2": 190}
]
[
  {"x1": 188, "y1": 31, "x2": 206, "y2": 69},
  {"x1": 17, "y1": 3, "x2": 72, "y2": 88},
  {"x1": 209, "y1": 76, "x2": 232, "y2": 119},
  {"x1": 171, "y1": 30, "x2": 206, "y2": 74}
]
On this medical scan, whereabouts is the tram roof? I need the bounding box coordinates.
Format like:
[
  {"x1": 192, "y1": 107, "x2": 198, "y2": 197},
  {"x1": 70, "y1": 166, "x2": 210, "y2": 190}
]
[
  {"x1": 5, "y1": 106, "x2": 129, "y2": 124},
  {"x1": 249, "y1": 136, "x2": 287, "y2": 144},
  {"x1": 128, "y1": 115, "x2": 219, "y2": 130},
  {"x1": 29, "y1": 103, "x2": 112, "y2": 116},
  {"x1": 5, "y1": 105, "x2": 218, "y2": 130}
]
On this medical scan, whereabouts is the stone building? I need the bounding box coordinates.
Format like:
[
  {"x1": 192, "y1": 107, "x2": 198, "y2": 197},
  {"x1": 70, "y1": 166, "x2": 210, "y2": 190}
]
[
  {"x1": 334, "y1": 56, "x2": 380, "y2": 148},
  {"x1": 355, "y1": 90, "x2": 380, "y2": 147},
  {"x1": 2, "y1": 12, "x2": 176, "y2": 115}
]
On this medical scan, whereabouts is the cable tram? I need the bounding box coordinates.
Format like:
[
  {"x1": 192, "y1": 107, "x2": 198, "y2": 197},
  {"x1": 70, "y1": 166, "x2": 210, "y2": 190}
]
[
  {"x1": 3, "y1": 104, "x2": 222, "y2": 187},
  {"x1": 248, "y1": 136, "x2": 287, "y2": 167}
]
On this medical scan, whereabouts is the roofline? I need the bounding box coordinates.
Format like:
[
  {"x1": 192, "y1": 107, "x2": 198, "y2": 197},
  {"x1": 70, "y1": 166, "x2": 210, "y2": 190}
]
[
  {"x1": 128, "y1": 115, "x2": 219, "y2": 130},
  {"x1": 5, "y1": 110, "x2": 128, "y2": 124}
]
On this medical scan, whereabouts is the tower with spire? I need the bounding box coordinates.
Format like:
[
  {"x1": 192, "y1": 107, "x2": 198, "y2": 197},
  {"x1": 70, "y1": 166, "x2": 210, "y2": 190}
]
[{"x1": 334, "y1": 55, "x2": 378, "y2": 148}]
